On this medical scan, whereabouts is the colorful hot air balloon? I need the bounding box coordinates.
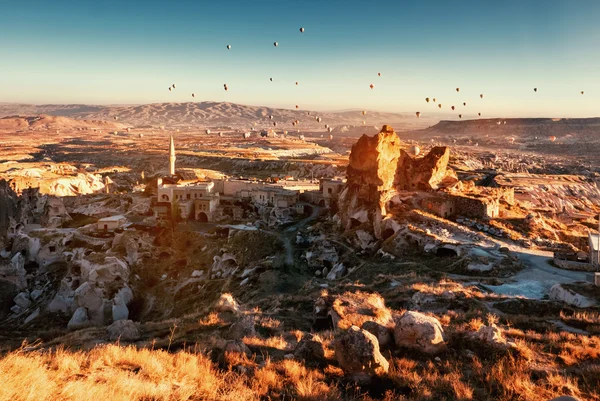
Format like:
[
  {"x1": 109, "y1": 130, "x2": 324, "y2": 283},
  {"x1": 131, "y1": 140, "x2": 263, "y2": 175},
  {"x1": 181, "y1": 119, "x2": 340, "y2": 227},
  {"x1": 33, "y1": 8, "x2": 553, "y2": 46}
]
[
  {"x1": 534, "y1": 88, "x2": 538, "y2": 92},
  {"x1": 549, "y1": 136, "x2": 556, "y2": 142},
  {"x1": 369, "y1": 84, "x2": 374, "y2": 89},
  {"x1": 416, "y1": 112, "x2": 421, "y2": 118},
  {"x1": 169, "y1": 87, "x2": 172, "y2": 91},
  {"x1": 458, "y1": 114, "x2": 462, "y2": 119},
  {"x1": 296, "y1": 81, "x2": 299, "y2": 86},
  {"x1": 227, "y1": 45, "x2": 231, "y2": 50},
  {"x1": 438, "y1": 104, "x2": 442, "y2": 109},
  {"x1": 317, "y1": 117, "x2": 322, "y2": 122},
  {"x1": 172, "y1": 84, "x2": 176, "y2": 89},
  {"x1": 581, "y1": 91, "x2": 584, "y2": 95},
  {"x1": 456, "y1": 88, "x2": 460, "y2": 92},
  {"x1": 480, "y1": 94, "x2": 484, "y2": 99},
  {"x1": 295, "y1": 105, "x2": 299, "y2": 109},
  {"x1": 433, "y1": 98, "x2": 436, "y2": 102},
  {"x1": 378, "y1": 72, "x2": 381, "y2": 77},
  {"x1": 299, "y1": 27, "x2": 304, "y2": 33},
  {"x1": 478, "y1": 112, "x2": 481, "y2": 116},
  {"x1": 269, "y1": 115, "x2": 273, "y2": 120},
  {"x1": 192, "y1": 93, "x2": 195, "y2": 98},
  {"x1": 463, "y1": 102, "x2": 467, "y2": 106},
  {"x1": 274, "y1": 42, "x2": 278, "y2": 47},
  {"x1": 224, "y1": 84, "x2": 228, "y2": 91},
  {"x1": 451, "y1": 106, "x2": 455, "y2": 111},
  {"x1": 425, "y1": 97, "x2": 430, "y2": 103}
]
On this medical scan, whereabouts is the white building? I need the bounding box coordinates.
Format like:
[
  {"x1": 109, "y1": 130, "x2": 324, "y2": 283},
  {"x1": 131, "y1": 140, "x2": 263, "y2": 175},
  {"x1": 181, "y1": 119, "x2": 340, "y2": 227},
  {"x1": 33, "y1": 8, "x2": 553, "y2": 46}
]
[
  {"x1": 97, "y1": 215, "x2": 127, "y2": 231},
  {"x1": 589, "y1": 232, "x2": 600, "y2": 267}
]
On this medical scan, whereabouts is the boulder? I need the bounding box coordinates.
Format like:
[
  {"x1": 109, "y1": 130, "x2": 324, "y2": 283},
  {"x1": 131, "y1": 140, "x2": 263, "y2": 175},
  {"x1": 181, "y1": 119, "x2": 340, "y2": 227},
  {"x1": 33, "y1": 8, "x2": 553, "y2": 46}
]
[
  {"x1": 227, "y1": 316, "x2": 256, "y2": 340},
  {"x1": 361, "y1": 321, "x2": 393, "y2": 347},
  {"x1": 333, "y1": 326, "x2": 389, "y2": 376},
  {"x1": 211, "y1": 253, "x2": 239, "y2": 278},
  {"x1": 294, "y1": 335, "x2": 326, "y2": 366},
  {"x1": 214, "y1": 293, "x2": 240, "y2": 314},
  {"x1": 329, "y1": 291, "x2": 394, "y2": 330},
  {"x1": 473, "y1": 324, "x2": 510, "y2": 348},
  {"x1": 107, "y1": 319, "x2": 140, "y2": 341},
  {"x1": 393, "y1": 311, "x2": 446, "y2": 354},
  {"x1": 13, "y1": 292, "x2": 31, "y2": 309},
  {"x1": 224, "y1": 340, "x2": 251, "y2": 356},
  {"x1": 549, "y1": 284, "x2": 595, "y2": 308},
  {"x1": 112, "y1": 295, "x2": 129, "y2": 321},
  {"x1": 326, "y1": 262, "x2": 347, "y2": 281},
  {"x1": 73, "y1": 282, "x2": 105, "y2": 325},
  {"x1": 356, "y1": 230, "x2": 375, "y2": 250},
  {"x1": 68, "y1": 307, "x2": 91, "y2": 330}
]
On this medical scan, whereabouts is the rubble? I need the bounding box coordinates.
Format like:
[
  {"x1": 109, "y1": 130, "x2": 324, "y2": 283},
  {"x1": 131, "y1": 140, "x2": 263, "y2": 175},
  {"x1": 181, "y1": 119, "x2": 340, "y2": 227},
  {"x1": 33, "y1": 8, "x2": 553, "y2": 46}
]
[{"x1": 107, "y1": 319, "x2": 140, "y2": 341}]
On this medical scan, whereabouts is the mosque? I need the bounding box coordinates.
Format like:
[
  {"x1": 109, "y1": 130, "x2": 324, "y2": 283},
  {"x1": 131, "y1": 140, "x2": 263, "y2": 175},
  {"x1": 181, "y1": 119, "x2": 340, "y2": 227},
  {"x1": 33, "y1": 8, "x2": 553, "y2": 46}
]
[{"x1": 153, "y1": 136, "x2": 219, "y2": 222}]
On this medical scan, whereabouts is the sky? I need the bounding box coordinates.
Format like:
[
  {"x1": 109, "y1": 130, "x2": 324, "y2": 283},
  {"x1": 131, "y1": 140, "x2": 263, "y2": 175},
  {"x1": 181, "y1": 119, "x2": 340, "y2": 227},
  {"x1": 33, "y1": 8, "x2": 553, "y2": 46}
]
[{"x1": 1, "y1": 0, "x2": 600, "y2": 118}]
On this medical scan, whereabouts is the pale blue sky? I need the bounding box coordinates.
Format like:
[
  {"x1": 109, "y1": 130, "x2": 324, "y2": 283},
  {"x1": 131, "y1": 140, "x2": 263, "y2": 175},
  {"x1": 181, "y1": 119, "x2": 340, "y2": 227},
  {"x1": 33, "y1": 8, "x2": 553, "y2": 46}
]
[{"x1": 1, "y1": 0, "x2": 600, "y2": 117}]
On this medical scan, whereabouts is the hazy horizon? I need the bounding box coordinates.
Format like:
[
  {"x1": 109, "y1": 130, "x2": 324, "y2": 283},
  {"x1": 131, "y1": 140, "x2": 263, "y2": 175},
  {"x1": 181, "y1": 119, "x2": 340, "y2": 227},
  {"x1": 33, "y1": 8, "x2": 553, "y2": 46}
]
[{"x1": 2, "y1": 0, "x2": 600, "y2": 118}]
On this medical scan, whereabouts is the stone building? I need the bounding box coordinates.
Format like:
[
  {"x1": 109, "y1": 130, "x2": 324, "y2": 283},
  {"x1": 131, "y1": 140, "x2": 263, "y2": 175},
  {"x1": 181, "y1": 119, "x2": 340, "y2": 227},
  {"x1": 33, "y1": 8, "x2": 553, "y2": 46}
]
[
  {"x1": 97, "y1": 215, "x2": 127, "y2": 231},
  {"x1": 589, "y1": 232, "x2": 600, "y2": 267}
]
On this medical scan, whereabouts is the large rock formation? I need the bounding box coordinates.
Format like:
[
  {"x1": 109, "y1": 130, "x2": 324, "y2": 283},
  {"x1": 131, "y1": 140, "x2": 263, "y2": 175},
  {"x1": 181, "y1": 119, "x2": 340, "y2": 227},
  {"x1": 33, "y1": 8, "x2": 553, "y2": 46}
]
[
  {"x1": 395, "y1": 147, "x2": 457, "y2": 191},
  {"x1": 393, "y1": 311, "x2": 446, "y2": 354},
  {"x1": 338, "y1": 125, "x2": 456, "y2": 238},
  {"x1": 339, "y1": 125, "x2": 401, "y2": 236}
]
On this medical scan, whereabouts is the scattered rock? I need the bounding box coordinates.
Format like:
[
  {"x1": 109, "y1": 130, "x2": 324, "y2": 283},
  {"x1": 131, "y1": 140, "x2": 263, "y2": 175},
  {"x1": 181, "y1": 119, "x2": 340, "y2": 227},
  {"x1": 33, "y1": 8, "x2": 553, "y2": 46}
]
[
  {"x1": 393, "y1": 311, "x2": 446, "y2": 354},
  {"x1": 24, "y1": 308, "x2": 40, "y2": 324},
  {"x1": 294, "y1": 335, "x2": 326, "y2": 366},
  {"x1": 326, "y1": 262, "x2": 347, "y2": 280},
  {"x1": 361, "y1": 320, "x2": 393, "y2": 347},
  {"x1": 227, "y1": 315, "x2": 256, "y2": 340},
  {"x1": 107, "y1": 319, "x2": 140, "y2": 341},
  {"x1": 333, "y1": 326, "x2": 389, "y2": 377},
  {"x1": 224, "y1": 340, "x2": 251, "y2": 356},
  {"x1": 13, "y1": 292, "x2": 31, "y2": 309},
  {"x1": 214, "y1": 293, "x2": 240, "y2": 314},
  {"x1": 68, "y1": 307, "x2": 91, "y2": 330},
  {"x1": 329, "y1": 291, "x2": 394, "y2": 330}
]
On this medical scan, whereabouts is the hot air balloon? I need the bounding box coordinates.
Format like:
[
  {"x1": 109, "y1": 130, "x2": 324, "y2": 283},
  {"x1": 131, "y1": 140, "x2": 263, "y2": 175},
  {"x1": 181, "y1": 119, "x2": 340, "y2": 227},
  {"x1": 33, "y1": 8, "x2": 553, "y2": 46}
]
[
  {"x1": 269, "y1": 115, "x2": 273, "y2": 120},
  {"x1": 508, "y1": 137, "x2": 515, "y2": 143},
  {"x1": 172, "y1": 84, "x2": 176, "y2": 89},
  {"x1": 127, "y1": 127, "x2": 131, "y2": 132},
  {"x1": 478, "y1": 112, "x2": 481, "y2": 117},
  {"x1": 224, "y1": 84, "x2": 228, "y2": 91},
  {"x1": 295, "y1": 105, "x2": 299, "y2": 109},
  {"x1": 480, "y1": 94, "x2": 484, "y2": 99},
  {"x1": 361, "y1": 111, "x2": 367, "y2": 116},
  {"x1": 438, "y1": 104, "x2": 442, "y2": 109},
  {"x1": 433, "y1": 98, "x2": 436, "y2": 102},
  {"x1": 496, "y1": 121, "x2": 501, "y2": 125},
  {"x1": 458, "y1": 114, "x2": 462, "y2": 119},
  {"x1": 503, "y1": 121, "x2": 506, "y2": 124},
  {"x1": 370, "y1": 84, "x2": 374, "y2": 89},
  {"x1": 114, "y1": 116, "x2": 118, "y2": 120},
  {"x1": 329, "y1": 134, "x2": 333, "y2": 139},
  {"x1": 463, "y1": 102, "x2": 467, "y2": 106},
  {"x1": 227, "y1": 45, "x2": 231, "y2": 50},
  {"x1": 534, "y1": 88, "x2": 538, "y2": 92},
  {"x1": 317, "y1": 117, "x2": 322, "y2": 122},
  {"x1": 139, "y1": 133, "x2": 144, "y2": 138},
  {"x1": 378, "y1": 72, "x2": 381, "y2": 77},
  {"x1": 456, "y1": 88, "x2": 460, "y2": 92},
  {"x1": 274, "y1": 42, "x2": 278, "y2": 47},
  {"x1": 416, "y1": 112, "x2": 421, "y2": 118},
  {"x1": 296, "y1": 81, "x2": 299, "y2": 86},
  {"x1": 409, "y1": 145, "x2": 420, "y2": 156},
  {"x1": 581, "y1": 91, "x2": 584, "y2": 95},
  {"x1": 273, "y1": 122, "x2": 277, "y2": 126},
  {"x1": 362, "y1": 120, "x2": 366, "y2": 125},
  {"x1": 300, "y1": 27, "x2": 304, "y2": 33},
  {"x1": 270, "y1": 78, "x2": 273, "y2": 82},
  {"x1": 325, "y1": 124, "x2": 329, "y2": 128},
  {"x1": 328, "y1": 127, "x2": 333, "y2": 133},
  {"x1": 451, "y1": 106, "x2": 455, "y2": 111},
  {"x1": 549, "y1": 136, "x2": 556, "y2": 142},
  {"x1": 425, "y1": 97, "x2": 430, "y2": 103},
  {"x1": 206, "y1": 129, "x2": 211, "y2": 135},
  {"x1": 169, "y1": 87, "x2": 172, "y2": 91},
  {"x1": 192, "y1": 93, "x2": 195, "y2": 98}
]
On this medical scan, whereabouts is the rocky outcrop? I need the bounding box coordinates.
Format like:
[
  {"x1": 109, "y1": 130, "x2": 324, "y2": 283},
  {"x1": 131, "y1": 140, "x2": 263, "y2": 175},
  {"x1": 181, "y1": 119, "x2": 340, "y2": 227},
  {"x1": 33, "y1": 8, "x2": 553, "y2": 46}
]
[
  {"x1": 107, "y1": 319, "x2": 140, "y2": 341},
  {"x1": 472, "y1": 324, "x2": 513, "y2": 349},
  {"x1": 333, "y1": 326, "x2": 389, "y2": 377},
  {"x1": 227, "y1": 315, "x2": 256, "y2": 340},
  {"x1": 329, "y1": 291, "x2": 394, "y2": 330},
  {"x1": 339, "y1": 125, "x2": 401, "y2": 237},
  {"x1": 214, "y1": 293, "x2": 240, "y2": 314},
  {"x1": 395, "y1": 147, "x2": 457, "y2": 191},
  {"x1": 393, "y1": 311, "x2": 446, "y2": 354},
  {"x1": 68, "y1": 307, "x2": 91, "y2": 330},
  {"x1": 338, "y1": 125, "x2": 456, "y2": 238},
  {"x1": 210, "y1": 253, "x2": 239, "y2": 279},
  {"x1": 0, "y1": 180, "x2": 18, "y2": 243},
  {"x1": 294, "y1": 335, "x2": 326, "y2": 366},
  {"x1": 549, "y1": 284, "x2": 595, "y2": 308}
]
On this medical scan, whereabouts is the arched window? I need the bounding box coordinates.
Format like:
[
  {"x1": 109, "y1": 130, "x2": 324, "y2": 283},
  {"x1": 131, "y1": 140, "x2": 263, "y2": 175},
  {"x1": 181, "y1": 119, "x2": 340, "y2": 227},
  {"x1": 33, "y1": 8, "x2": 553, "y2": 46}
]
[{"x1": 161, "y1": 194, "x2": 169, "y2": 201}]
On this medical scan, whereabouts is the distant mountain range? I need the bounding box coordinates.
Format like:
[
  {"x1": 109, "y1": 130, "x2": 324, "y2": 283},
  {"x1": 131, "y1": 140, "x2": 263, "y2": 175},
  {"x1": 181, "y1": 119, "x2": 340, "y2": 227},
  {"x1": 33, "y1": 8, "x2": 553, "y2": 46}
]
[{"x1": 0, "y1": 102, "x2": 435, "y2": 131}]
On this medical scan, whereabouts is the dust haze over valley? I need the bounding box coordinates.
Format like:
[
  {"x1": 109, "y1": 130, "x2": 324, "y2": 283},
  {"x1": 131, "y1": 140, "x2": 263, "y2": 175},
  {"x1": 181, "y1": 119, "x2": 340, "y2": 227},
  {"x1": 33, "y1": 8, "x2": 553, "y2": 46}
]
[{"x1": 2, "y1": 1, "x2": 600, "y2": 401}]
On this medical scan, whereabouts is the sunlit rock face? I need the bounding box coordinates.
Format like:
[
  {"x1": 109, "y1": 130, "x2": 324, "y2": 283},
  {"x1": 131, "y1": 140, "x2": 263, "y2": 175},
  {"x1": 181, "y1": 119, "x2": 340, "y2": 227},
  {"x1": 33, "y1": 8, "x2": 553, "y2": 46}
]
[
  {"x1": 339, "y1": 125, "x2": 456, "y2": 239},
  {"x1": 339, "y1": 125, "x2": 401, "y2": 237},
  {"x1": 395, "y1": 146, "x2": 455, "y2": 191}
]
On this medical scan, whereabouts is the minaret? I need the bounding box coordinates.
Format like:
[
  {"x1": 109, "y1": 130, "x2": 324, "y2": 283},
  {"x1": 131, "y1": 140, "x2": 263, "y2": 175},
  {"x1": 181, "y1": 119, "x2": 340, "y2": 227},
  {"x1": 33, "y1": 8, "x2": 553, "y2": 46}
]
[{"x1": 169, "y1": 135, "x2": 176, "y2": 176}]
